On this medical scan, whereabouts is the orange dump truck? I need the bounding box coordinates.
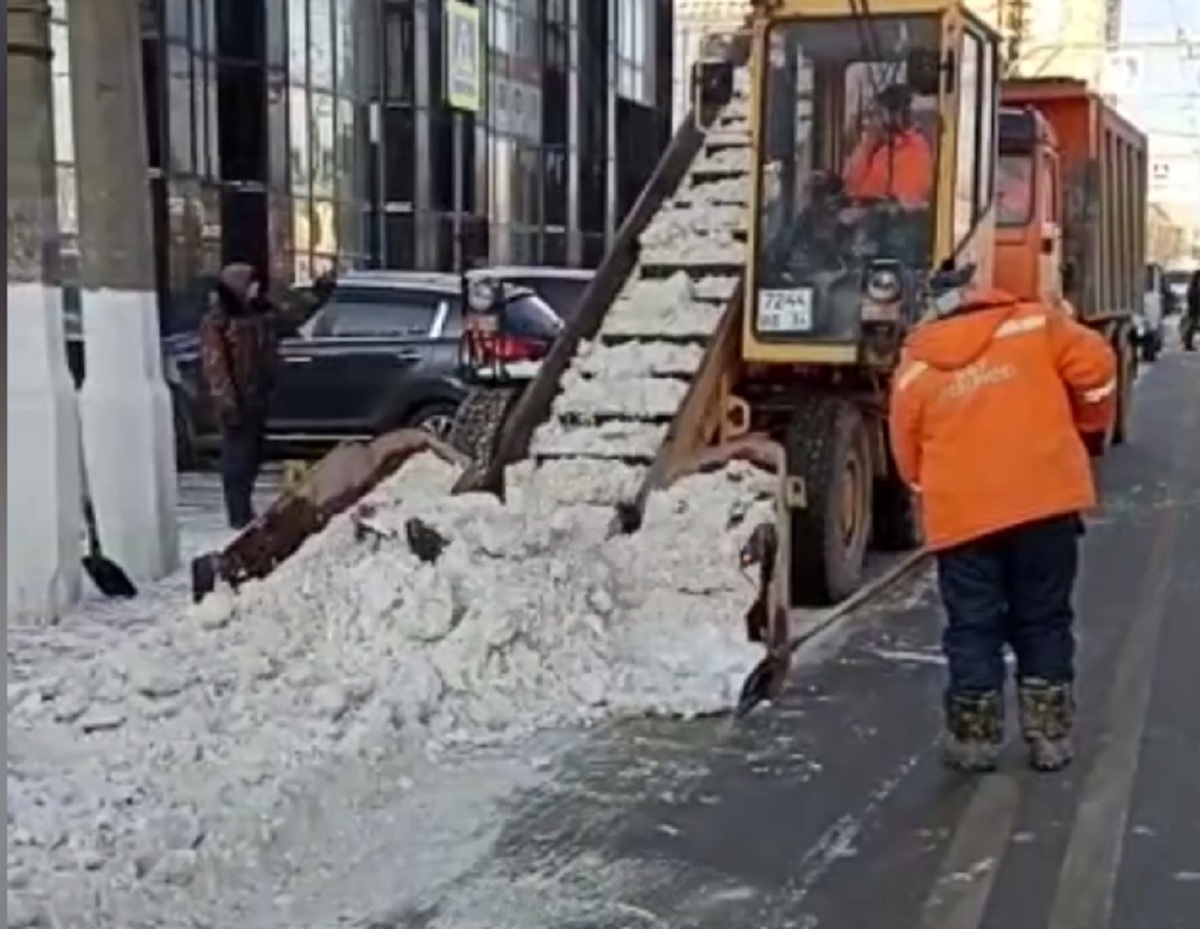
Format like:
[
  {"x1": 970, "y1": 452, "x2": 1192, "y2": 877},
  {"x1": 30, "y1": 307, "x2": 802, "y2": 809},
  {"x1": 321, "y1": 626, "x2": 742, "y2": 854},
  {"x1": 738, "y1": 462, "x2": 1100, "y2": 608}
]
[{"x1": 995, "y1": 78, "x2": 1145, "y2": 453}]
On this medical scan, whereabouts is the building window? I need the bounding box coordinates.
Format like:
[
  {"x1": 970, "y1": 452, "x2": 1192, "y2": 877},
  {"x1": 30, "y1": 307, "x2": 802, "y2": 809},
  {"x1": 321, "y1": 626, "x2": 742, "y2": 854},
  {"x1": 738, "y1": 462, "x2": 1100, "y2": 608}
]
[{"x1": 614, "y1": 0, "x2": 653, "y2": 106}]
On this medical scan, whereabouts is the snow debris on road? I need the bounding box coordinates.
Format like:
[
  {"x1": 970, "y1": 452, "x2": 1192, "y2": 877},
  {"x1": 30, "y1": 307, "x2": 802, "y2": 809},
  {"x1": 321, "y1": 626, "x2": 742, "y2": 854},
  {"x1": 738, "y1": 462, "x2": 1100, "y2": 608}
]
[{"x1": 7, "y1": 454, "x2": 773, "y2": 926}]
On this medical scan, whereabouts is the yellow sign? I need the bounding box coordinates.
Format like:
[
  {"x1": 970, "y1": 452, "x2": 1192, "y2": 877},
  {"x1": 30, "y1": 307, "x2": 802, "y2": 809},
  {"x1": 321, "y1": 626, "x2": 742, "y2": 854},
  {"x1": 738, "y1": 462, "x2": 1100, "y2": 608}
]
[{"x1": 445, "y1": 1, "x2": 481, "y2": 113}]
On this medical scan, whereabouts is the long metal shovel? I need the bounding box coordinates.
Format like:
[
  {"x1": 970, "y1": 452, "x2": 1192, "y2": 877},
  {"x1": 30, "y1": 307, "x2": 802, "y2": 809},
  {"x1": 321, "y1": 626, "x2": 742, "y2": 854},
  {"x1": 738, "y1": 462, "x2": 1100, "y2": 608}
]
[{"x1": 78, "y1": 435, "x2": 137, "y2": 598}]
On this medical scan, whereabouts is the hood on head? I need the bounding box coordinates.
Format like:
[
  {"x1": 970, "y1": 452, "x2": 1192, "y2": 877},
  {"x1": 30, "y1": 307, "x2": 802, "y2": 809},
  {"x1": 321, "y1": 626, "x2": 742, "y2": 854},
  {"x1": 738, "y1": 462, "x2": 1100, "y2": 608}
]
[
  {"x1": 905, "y1": 287, "x2": 1022, "y2": 371},
  {"x1": 218, "y1": 262, "x2": 257, "y2": 301},
  {"x1": 212, "y1": 262, "x2": 259, "y2": 317}
]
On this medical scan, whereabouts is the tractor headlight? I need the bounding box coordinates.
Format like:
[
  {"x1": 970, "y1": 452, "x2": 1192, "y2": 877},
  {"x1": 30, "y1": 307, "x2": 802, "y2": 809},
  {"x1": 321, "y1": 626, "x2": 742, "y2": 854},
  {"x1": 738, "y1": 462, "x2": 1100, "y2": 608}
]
[{"x1": 865, "y1": 266, "x2": 902, "y2": 304}]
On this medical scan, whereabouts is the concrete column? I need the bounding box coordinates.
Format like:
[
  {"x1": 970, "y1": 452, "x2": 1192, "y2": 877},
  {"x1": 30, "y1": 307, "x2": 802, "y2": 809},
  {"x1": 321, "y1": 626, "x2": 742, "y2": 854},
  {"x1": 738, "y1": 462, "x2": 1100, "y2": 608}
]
[
  {"x1": 67, "y1": 0, "x2": 178, "y2": 582},
  {"x1": 6, "y1": 0, "x2": 84, "y2": 623}
]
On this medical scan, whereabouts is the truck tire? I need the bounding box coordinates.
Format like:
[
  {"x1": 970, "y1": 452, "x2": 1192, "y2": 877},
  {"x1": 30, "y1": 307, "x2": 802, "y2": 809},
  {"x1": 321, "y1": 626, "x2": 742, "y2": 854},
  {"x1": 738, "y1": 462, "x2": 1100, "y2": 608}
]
[
  {"x1": 872, "y1": 474, "x2": 923, "y2": 552},
  {"x1": 1113, "y1": 332, "x2": 1134, "y2": 446},
  {"x1": 1139, "y1": 335, "x2": 1160, "y2": 363},
  {"x1": 449, "y1": 386, "x2": 520, "y2": 468},
  {"x1": 1084, "y1": 327, "x2": 1134, "y2": 456},
  {"x1": 785, "y1": 395, "x2": 873, "y2": 606}
]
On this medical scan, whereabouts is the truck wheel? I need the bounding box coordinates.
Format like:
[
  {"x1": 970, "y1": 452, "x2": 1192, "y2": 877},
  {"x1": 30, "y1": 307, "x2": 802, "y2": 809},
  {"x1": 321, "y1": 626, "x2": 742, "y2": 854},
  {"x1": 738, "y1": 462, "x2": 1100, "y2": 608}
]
[
  {"x1": 449, "y1": 387, "x2": 520, "y2": 468},
  {"x1": 1113, "y1": 335, "x2": 1134, "y2": 446},
  {"x1": 785, "y1": 396, "x2": 873, "y2": 606},
  {"x1": 872, "y1": 474, "x2": 923, "y2": 552}
]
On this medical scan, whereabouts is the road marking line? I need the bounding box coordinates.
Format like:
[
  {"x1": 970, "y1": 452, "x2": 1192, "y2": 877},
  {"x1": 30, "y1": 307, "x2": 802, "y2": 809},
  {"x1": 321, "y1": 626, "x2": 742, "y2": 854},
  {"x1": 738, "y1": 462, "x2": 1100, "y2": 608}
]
[
  {"x1": 914, "y1": 774, "x2": 1021, "y2": 929},
  {"x1": 1047, "y1": 399, "x2": 1192, "y2": 929}
]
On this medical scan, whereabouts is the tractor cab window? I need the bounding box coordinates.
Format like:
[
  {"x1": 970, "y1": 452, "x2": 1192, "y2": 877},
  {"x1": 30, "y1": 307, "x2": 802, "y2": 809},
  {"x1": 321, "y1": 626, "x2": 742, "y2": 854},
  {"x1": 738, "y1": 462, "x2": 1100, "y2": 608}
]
[
  {"x1": 996, "y1": 154, "x2": 1034, "y2": 226},
  {"x1": 755, "y1": 14, "x2": 942, "y2": 316},
  {"x1": 952, "y1": 29, "x2": 997, "y2": 244}
]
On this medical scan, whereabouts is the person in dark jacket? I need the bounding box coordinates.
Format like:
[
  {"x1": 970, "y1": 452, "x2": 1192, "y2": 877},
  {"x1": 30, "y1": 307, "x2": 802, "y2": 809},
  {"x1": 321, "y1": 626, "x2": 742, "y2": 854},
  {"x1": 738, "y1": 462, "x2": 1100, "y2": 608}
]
[
  {"x1": 1184, "y1": 269, "x2": 1200, "y2": 352},
  {"x1": 200, "y1": 263, "x2": 280, "y2": 529}
]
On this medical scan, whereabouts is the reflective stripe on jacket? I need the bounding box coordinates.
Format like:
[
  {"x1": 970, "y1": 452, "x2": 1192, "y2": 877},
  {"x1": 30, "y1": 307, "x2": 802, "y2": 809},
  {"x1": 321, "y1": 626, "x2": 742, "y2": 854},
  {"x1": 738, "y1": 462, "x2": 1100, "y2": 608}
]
[{"x1": 889, "y1": 289, "x2": 1117, "y2": 551}]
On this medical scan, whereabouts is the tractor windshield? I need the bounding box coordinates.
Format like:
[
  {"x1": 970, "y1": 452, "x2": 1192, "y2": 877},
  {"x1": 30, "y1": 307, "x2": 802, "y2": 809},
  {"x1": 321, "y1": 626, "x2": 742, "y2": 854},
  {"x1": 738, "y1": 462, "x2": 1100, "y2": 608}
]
[{"x1": 753, "y1": 15, "x2": 942, "y2": 339}]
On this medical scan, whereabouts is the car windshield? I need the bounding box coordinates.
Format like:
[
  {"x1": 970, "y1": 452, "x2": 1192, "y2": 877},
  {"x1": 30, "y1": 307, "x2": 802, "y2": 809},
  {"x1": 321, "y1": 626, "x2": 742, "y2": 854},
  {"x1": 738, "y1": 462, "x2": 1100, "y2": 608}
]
[
  {"x1": 503, "y1": 276, "x2": 590, "y2": 322},
  {"x1": 996, "y1": 154, "x2": 1034, "y2": 226},
  {"x1": 500, "y1": 292, "x2": 564, "y2": 339},
  {"x1": 755, "y1": 15, "x2": 941, "y2": 301},
  {"x1": 1164, "y1": 270, "x2": 1191, "y2": 292}
]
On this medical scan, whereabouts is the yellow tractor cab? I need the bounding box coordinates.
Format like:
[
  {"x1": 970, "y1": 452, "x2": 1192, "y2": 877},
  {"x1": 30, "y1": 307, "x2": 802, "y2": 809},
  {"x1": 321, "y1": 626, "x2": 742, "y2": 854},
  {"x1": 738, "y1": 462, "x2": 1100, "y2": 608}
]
[{"x1": 698, "y1": 0, "x2": 1004, "y2": 603}]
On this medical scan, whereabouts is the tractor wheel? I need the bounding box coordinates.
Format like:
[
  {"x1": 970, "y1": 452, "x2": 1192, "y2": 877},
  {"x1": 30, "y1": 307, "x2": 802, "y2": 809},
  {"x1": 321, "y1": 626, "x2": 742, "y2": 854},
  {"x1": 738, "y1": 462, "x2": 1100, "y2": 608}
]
[
  {"x1": 785, "y1": 396, "x2": 874, "y2": 607},
  {"x1": 872, "y1": 473, "x2": 923, "y2": 552},
  {"x1": 449, "y1": 386, "x2": 520, "y2": 468}
]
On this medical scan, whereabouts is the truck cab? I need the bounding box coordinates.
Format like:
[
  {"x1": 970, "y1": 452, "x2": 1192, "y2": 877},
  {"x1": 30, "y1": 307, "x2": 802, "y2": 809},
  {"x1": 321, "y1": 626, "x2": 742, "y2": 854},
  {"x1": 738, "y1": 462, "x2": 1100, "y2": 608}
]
[
  {"x1": 992, "y1": 107, "x2": 1065, "y2": 308},
  {"x1": 997, "y1": 78, "x2": 1144, "y2": 451}
]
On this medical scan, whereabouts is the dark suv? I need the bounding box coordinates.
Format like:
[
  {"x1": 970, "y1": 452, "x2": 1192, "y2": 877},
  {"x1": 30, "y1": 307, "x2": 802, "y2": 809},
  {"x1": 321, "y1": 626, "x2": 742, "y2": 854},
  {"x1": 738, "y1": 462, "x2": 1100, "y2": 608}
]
[{"x1": 168, "y1": 270, "x2": 564, "y2": 463}]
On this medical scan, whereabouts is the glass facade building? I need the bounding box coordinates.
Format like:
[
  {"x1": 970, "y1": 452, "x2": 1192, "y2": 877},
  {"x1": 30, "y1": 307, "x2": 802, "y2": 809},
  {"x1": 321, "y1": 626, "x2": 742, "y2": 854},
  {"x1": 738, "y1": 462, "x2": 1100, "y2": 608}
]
[{"x1": 49, "y1": 0, "x2": 675, "y2": 335}]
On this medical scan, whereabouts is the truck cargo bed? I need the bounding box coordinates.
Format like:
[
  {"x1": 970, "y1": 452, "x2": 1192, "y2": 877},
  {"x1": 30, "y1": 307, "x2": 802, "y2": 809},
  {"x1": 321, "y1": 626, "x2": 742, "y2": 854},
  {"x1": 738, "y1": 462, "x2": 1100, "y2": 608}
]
[{"x1": 1002, "y1": 78, "x2": 1148, "y2": 321}]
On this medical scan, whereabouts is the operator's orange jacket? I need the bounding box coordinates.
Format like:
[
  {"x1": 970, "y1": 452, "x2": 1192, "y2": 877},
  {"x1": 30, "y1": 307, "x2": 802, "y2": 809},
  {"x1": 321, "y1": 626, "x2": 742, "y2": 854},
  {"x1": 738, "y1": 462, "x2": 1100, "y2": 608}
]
[
  {"x1": 889, "y1": 289, "x2": 1118, "y2": 551},
  {"x1": 843, "y1": 128, "x2": 933, "y2": 208}
]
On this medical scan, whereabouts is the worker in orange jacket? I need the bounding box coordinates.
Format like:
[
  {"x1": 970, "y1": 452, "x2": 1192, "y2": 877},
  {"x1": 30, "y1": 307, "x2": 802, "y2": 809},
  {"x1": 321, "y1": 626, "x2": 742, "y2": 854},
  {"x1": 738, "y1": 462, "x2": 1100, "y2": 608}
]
[
  {"x1": 889, "y1": 273, "x2": 1117, "y2": 773},
  {"x1": 842, "y1": 83, "x2": 934, "y2": 209}
]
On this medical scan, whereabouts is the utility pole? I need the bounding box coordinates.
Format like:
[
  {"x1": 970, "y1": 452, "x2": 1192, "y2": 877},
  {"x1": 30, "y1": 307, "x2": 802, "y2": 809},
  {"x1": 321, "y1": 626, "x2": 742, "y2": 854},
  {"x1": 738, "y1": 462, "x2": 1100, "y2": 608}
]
[
  {"x1": 6, "y1": 0, "x2": 84, "y2": 623},
  {"x1": 66, "y1": 0, "x2": 178, "y2": 581}
]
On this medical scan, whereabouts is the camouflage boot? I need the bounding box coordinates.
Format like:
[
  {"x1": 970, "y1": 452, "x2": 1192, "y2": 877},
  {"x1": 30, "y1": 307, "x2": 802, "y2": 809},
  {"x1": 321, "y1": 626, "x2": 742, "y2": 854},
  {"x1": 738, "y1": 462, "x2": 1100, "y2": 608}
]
[
  {"x1": 943, "y1": 691, "x2": 1004, "y2": 773},
  {"x1": 1017, "y1": 678, "x2": 1075, "y2": 771}
]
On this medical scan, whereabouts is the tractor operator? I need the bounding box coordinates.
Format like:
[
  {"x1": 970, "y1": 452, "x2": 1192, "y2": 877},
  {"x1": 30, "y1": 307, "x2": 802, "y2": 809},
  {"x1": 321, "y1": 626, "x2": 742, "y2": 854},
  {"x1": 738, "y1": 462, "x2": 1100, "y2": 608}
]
[
  {"x1": 841, "y1": 83, "x2": 934, "y2": 210},
  {"x1": 889, "y1": 269, "x2": 1117, "y2": 775}
]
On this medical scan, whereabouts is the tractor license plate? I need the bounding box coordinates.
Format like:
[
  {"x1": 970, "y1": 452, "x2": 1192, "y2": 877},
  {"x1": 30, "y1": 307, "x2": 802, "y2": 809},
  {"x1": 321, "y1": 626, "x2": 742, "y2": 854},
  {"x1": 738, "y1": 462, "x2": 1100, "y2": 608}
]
[{"x1": 758, "y1": 288, "x2": 814, "y2": 333}]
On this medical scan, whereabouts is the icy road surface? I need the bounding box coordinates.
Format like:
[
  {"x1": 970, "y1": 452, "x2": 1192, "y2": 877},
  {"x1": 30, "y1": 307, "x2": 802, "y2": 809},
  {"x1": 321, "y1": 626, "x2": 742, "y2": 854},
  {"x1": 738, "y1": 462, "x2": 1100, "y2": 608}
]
[{"x1": 8, "y1": 455, "x2": 798, "y2": 927}]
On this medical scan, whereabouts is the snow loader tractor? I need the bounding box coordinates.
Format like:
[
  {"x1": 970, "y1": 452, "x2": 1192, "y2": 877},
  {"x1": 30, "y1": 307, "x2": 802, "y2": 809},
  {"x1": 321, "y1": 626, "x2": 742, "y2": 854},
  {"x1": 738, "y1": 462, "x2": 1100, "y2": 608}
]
[{"x1": 718, "y1": 0, "x2": 1006, "y2": 605}]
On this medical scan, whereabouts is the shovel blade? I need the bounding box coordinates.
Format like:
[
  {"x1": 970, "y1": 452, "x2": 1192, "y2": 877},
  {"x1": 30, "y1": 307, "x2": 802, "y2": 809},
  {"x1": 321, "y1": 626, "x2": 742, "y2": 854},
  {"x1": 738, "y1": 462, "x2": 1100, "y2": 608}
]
[
  {"x1": 734, "y1": 652, "x2": 788, "y2": 719},
  {"x1": 83, "y1": 554, "x2": 138, "y2": 599}
]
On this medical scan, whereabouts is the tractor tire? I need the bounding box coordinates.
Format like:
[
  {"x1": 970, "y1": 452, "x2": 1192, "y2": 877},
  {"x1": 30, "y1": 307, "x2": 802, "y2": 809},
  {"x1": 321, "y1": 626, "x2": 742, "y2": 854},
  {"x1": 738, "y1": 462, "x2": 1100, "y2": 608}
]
[
  {"x1": 449, "y1": 386, "x2": 520, "y2": 469},
  {"x1": 785, "y1": 395, "x2": 874, "y2": 607},
  {"x1": 872, "y1": 474, "x2": 923, "y2": 552}
]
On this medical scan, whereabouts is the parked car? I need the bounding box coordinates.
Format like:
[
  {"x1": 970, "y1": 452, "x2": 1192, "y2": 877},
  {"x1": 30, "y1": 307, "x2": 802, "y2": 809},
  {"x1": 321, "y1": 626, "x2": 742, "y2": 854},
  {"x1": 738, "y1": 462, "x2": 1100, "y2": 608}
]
[
  {"x1": 1163, "y1": 268, "x2": 1193, "y2": 310},
  {"x1": 478, "y1": 266, "x2": 593, "y2": 323},
  {"x1": 446, "y1": 268, "x2": 585, "y2": 465},
  {"x1": 166, "y1": 270, "x2": 564, "y2": 465},
  {"x1": 1138, "y1": 263, "x2": 1167, "y2": 362}
]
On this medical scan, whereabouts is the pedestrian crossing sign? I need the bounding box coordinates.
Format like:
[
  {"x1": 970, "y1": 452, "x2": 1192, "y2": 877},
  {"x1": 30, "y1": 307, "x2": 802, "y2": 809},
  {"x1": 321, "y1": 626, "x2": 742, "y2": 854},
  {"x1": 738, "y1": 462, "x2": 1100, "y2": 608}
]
[{"x1": 446, "y1": 1, "x2": 481, "y2": 113}]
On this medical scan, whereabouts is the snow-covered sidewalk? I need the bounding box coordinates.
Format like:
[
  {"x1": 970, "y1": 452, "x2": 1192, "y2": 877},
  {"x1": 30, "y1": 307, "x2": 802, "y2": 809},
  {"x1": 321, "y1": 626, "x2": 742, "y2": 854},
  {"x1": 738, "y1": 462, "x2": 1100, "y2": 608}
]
[{"x1": 7, "y1": 458, "x2": 771, "y2": 928}]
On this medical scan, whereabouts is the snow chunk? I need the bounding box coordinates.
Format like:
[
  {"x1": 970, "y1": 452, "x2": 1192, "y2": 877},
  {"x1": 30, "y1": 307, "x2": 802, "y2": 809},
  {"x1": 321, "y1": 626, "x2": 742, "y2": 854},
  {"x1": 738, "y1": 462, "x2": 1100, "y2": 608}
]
[
  {"x1": 554, "y1": 374, "x2": 689, "y2": 420},
  {"x1": 575, "y1": 340, "x2": 706, "y2": 379},
  {"x1": 532, "y1": 419, "x2": 667, "y2": 460}
]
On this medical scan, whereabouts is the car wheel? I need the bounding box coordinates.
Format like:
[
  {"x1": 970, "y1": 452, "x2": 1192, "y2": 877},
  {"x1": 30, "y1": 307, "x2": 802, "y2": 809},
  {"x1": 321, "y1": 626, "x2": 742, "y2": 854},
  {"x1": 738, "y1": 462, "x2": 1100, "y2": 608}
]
[{"x1": 408, "y1": 400, "x2": 459, "y2": 440}]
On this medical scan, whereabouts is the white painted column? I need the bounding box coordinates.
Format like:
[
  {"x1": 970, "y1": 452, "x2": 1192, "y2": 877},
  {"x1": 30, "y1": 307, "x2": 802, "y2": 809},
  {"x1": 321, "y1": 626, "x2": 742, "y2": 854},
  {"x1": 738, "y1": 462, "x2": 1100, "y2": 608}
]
[
  {"x1": 6, "y1": 0, "x2": 83, "y2": 624},
  {"x1": 67, "y1": 0, "x2": 178, "y2": 583},
  {"x1": 77, "y1": 291, "x2": 179, "y2": 581},
  {"x1": 6, "y1": 284, "x2": 85, "y2": 622}
]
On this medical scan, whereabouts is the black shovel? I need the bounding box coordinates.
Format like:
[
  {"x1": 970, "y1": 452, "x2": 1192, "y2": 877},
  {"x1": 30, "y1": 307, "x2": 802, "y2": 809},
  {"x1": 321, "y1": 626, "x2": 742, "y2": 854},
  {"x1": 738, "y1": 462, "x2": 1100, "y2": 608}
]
[{"x1": 79, "y1": 446, "x2": 137, "y2": 599}]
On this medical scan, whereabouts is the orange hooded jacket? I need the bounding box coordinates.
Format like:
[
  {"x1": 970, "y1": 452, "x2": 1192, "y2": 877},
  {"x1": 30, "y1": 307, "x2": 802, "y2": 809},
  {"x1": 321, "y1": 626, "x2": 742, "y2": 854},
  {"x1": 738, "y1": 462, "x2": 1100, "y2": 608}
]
[
  {"x1": 843, "y1": 128, "x2": 933, "y2": 208},
  {"x1": 889, "y1": 289, "x2": 1117, "y2": 551}
]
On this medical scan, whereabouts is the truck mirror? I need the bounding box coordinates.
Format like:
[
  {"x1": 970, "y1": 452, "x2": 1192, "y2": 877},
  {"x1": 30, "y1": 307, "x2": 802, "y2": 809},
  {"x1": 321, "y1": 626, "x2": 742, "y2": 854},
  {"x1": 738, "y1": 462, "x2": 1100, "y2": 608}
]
[{"x1": 1061, "y1": 261, "x2": 1077, "y2": 294}]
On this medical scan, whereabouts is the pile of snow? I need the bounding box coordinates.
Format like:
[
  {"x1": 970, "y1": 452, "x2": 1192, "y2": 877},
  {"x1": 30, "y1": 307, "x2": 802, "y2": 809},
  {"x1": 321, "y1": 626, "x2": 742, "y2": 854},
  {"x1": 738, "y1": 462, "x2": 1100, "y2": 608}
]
[
  {"x1": 193, "y1": 452, "x2": 772, "y2": 745},
  {"x1": 7, "y1": 454, "x2": 774, "y2": 925}
]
